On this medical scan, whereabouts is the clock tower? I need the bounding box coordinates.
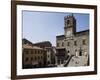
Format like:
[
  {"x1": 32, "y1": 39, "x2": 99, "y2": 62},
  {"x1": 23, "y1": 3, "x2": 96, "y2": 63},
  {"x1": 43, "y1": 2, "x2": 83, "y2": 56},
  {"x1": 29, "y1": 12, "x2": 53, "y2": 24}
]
[{"x1": 64, "y1": 14, "x2": 76, "y2": 37}]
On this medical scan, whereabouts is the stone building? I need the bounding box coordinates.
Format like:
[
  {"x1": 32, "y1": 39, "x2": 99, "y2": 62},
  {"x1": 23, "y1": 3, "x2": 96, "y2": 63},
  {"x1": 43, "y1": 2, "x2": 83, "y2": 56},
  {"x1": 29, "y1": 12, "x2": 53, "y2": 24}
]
[
  {"x1": 22, "y1": 39, "x2": 56, "y2": 68},
  {"x1": 34, "y1": 41, "x2": 56, "y2": 67},
  {"x1": 56, "y1": 14, "x2": 89, "y2": 66},
  {"x1": 45, "y1": 47, "x2": 56, "y2": 66},
  {"x1": 22, "y1": 39, "x2": 47, "y2": 69}
]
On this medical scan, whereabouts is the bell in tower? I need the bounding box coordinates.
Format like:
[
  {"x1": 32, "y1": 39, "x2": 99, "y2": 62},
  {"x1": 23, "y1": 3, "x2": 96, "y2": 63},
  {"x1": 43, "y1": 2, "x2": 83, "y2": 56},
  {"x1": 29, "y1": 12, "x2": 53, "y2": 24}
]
[{"x1": 64, "y1": 14, "x2": 76, "y2": 37}]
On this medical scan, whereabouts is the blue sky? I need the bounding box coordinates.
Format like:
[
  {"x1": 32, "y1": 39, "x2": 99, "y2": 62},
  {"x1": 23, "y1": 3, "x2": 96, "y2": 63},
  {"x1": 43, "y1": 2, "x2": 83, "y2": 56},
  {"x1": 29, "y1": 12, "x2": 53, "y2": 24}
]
[{"x1": 22, "y1": 10, "x2": 89, "y2": 46}]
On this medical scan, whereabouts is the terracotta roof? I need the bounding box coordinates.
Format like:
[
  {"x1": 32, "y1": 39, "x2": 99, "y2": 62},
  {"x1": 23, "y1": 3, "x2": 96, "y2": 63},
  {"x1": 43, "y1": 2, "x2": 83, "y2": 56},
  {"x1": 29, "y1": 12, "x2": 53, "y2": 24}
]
[
  {"x1": 22, "y1": 38, "x2": 34, "y2": 46},
  {"x1": 34, "y1": 41, "x2": 52, "y2": 48},
  {"x1": 23, "y1": 44, "x2": 43, "y2": 50}
]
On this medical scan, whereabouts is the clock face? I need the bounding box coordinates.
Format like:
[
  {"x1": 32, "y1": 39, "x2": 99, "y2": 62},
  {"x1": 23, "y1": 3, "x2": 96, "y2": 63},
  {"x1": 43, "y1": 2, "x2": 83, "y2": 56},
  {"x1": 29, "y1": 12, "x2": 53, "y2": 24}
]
[{"x1": 67, "y1": 31, "x2": 71, "y2": 36}]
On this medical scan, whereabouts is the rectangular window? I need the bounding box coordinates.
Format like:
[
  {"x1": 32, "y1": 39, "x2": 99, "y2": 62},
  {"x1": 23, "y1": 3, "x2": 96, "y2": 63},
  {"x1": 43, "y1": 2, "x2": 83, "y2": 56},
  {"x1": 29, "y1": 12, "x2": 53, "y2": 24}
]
[
  {"x1": 74, "y1": 41, "x2": 77, "y2": 46},
  {"x1": 35, "y1": 50, "x2": 37, "y2": 54},
  {"x1": 83, "y1": 39, "x2": 86, "y2": 45},
  {"x1": 62, "y1": 42, "x2": 64, "y2": 46},
  {"x1": 35, "y1": 56, "x2": 37, "y2": 60},
  {"x1": 31, "y1": 57, "x2": 33, "y2": 61},
  {"x1": 38, "y1": 56, "x2": 40, "y2": 60},
  {"x1": 25, "y1": 57, "x2": 29, "y2": 62},
  {"x1": 57, "y1": 43, "x2": 59, "y2": 47},
  {"x1": 38, "y1": 50, "x2": 40, "y2": 54},
  {"x1": 67, "y1": 42, "x2": 70, "y2": 46},
  {"x1": 31, "y1": 50, "x2": 33, "y2": 54},
  {"x1": 33, "y1": 50, "x2": 34, "y2": 54},
  {"x1": 41, "y1": 56, "x2": 42, "y2": 59},
  {"x1": 39, "y1": 51, "x2": 41, "y2": 54},
  {"x1": 25, "y1": 50, "x2": 29, "y2": 54}
]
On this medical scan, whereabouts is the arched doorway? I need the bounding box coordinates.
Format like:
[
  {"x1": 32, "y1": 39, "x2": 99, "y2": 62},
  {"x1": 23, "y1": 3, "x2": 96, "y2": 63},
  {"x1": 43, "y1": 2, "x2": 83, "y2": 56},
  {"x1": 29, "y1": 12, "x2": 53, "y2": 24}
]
[{"x1": 79, "y1": 50, "x2": 82, "y2": 56}]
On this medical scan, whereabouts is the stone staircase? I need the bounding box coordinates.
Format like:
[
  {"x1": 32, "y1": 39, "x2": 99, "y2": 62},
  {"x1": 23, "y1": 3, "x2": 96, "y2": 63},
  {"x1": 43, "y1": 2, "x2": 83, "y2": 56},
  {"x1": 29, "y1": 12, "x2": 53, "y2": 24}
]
[
  {"x1": 67, "y1": 56, "x2": 89, "y2": 67},
  {"x1": 64, "y1": 55, "x2": 73, "y2": 67}
]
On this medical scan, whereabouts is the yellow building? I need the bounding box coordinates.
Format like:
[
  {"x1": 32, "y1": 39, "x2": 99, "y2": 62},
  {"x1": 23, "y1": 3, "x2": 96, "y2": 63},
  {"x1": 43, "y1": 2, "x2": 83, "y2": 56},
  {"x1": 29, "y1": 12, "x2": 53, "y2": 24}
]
[{"x1": 22, "y1": 44, "x2": 46, "y2": 69}]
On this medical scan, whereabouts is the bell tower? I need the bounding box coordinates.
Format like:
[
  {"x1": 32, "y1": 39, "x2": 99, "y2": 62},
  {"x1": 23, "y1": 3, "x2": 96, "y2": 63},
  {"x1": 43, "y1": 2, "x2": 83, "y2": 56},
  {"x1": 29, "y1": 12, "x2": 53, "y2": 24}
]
[{"x1": 64, "y1": 14, "x2": 76, "y2": 37}]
